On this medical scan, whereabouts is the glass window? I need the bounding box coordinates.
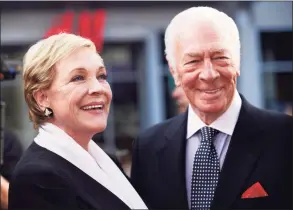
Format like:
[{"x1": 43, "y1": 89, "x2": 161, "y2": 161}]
[
  {"x1": 111, "y1": 82, "x2": 138, "y2": 151},
  {"x1": 96, "y1": 42, "x2": 143, "y2": 153},
  {"x1": 159, "y1": 31, "x2": 168, "y2": 65},
  {"x1": 263, "y1": 71, "x2": 292, "y2": 113},
  {"x1": 1, "y1": 45, "x2": 28, "y2": 130},
  {"x1": 102, "y1": 45, "x2": 132, "y2": 72},
  {"x1": 163, "y1": 74, "x2": 178, "y2": 118},
  {"x1": 261, "y1": 31, "x2": 292, "y2": 61},
  {"x1": 102, "y1": 42, "x2": 143, "y2": 72},
  {"x1": 260, "y1": 31, "x2": 292, "y2": 115}
]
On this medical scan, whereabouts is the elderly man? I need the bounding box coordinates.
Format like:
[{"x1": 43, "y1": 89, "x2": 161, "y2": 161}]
[{"x1": 131, "y1": 6, "x2": 292, "y2": 210}]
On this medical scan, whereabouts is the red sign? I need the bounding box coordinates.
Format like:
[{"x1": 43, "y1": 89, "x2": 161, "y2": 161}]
[{"x1": 44, "y1": 10, "x2": 106, "y2": 52}]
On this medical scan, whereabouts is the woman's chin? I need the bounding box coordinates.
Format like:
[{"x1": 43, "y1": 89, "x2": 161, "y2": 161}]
[
  {"x1": 93, "y1": 124, "x2": 107, "y2": 133},
  {"x1": 82, "y1": 122, "x2": 107, "y2": 135}
]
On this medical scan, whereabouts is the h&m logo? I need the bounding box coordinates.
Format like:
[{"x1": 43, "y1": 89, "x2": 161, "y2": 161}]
[{"x1": 45, "y1": 10, "x2": 106, "y2": 52}]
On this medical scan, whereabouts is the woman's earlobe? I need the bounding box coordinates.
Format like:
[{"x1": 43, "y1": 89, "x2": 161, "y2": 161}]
[
  {"x1": 33, "y1": 90, "x2": 49, "y2": 111},
  {"x1": 44, "y1": 107, "x2": 54, "y2": 117}
]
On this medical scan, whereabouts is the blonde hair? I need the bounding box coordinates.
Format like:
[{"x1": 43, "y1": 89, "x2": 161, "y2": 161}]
[
  {"x1": 165, "y1": 6, "x2": 241, "y2": 70},
  {"x1": 23, "y1": 33, "x2": 96, "y2": 129}
]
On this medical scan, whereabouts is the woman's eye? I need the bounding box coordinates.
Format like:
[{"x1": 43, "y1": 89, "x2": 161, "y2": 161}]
[
  {"x1": 97, "y1": 74, "x2": 108, "y2": 81},
  {"x1": 71, "y1": 75, "x2": 84, "y2": 82}
]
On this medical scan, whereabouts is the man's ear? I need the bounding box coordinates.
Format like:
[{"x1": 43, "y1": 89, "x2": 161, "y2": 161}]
[
  {"x1": 236, "y1": 70, "x2": 240, "y2": 76},
  {"x1": 168, "y1": 64, "x2": 181, "y2": 87},
  {"x1": 33, "y1": 90, "x2": 50, "y2": 111}
]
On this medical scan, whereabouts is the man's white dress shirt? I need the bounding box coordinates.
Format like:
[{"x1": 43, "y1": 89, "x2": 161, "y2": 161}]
[{"x1": 186, "y1": 91, "x2": 242, "y2": 209}]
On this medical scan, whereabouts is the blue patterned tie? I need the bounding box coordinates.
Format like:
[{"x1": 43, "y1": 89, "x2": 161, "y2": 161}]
[{"x1": 191, "y1": 127, "x2": 220, "y2": 210}]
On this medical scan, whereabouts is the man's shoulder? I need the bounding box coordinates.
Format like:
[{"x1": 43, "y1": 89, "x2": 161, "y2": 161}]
[
  {"x1": 240, "y1": 95, "x2": 291, "y2": 127},
  {"x1": 136, "y1": 113, "x2": 186, "y2": 147},
  {"x1": 251, "y1": 105, "x2": 292, "y2": 127},
  {"x1": 243, "y1": 103, "x2": 292, "y2": 139}
]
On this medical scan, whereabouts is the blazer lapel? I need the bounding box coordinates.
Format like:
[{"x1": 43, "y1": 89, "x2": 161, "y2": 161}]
[
  {"x1": 63, "y1": 155, "x2": 131, "y2": 210},
  {"x1": 212, "y1": 97, "x2": 266, "y2": 209},
  {"x1": 156, "y1": 111, "x2": 189, "y2": 209}
]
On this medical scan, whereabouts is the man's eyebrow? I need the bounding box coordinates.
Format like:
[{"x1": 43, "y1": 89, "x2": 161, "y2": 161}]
[
  {"x1": 185, "y1": 49, "x2": 227, "y2": 57},
  {"x1": 98, "y1": 66, "x2": 106, "y2": 71},
  {"x1": 209, "y1": 49, "x2": 227, "y2": 54},
  {"x1": 185, "y1": 52, "x2": 203, "y2": 57}
]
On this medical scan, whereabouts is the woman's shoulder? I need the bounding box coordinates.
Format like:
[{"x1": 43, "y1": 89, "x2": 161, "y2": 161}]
[
  {"x1": 11, "y1": 161, "x2": 68, "y2": 188},
  {"x1": 14, "y1": 142, "x2": 58, "y2": 168},
  {"x1": 11, "y1": 142, "x2": 71, "y2": 186},
  {"x1": 8, "y1": 143, "x2": 79, "y2": 210}
]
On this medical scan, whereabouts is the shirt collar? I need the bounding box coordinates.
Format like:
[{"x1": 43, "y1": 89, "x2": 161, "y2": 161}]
[{"x1": 186, "y1": 90, "x2": 242, "y2": 139}]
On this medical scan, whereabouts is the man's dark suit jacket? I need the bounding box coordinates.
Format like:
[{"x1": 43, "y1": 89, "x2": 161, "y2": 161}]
[
  {"x1": 131, "y1": 96, "x2": 292, "y2": 209},
  {"x1": 8, "y1": 142, "x2": 131, "y2": 210}
]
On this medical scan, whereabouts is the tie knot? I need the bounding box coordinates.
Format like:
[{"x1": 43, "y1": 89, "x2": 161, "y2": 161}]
[{"x1": 200, "y1": 126, "x2": 219, "y2": 142}]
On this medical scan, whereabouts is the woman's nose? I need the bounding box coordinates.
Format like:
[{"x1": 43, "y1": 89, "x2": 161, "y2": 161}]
[{"x1": 88, "y1": 77, "x2": 104, "y2": 95}]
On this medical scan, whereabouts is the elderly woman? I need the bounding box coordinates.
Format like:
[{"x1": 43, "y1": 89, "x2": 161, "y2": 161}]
[{"x1": 8, "y1": 33, "x2": 148, "y2": 210}]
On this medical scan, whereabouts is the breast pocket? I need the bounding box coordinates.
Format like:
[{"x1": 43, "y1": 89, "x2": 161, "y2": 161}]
[{"x1": 234, "y1": 197, "x2": 270, "y2": 209}]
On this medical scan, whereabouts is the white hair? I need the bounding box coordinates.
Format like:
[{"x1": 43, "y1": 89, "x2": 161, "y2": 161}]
[{"x1": 164, "y1": 6, "x2": 241, "y2": 70}]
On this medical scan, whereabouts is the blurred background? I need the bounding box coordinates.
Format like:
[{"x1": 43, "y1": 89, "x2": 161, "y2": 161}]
[{"x1": 0, "y1": 1, "x2": 292, "y2": 175}]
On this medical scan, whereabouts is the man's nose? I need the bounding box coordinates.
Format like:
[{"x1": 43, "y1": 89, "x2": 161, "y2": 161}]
[{"x1": 198, "y1": 60, "x2": 220, "y2": 82}]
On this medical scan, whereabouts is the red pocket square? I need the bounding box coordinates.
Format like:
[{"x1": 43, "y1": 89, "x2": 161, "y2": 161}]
[{"x1": 241, "y1": 182, "x2": 268, "y2": 199}]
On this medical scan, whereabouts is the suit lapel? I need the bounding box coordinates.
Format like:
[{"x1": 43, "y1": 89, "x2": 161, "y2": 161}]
[
  {"x1": 156, "y1": 111, "x2": 189, "y2": 209},
  {"x1": 32, "y1": 143, "x2": 131, "y2": 210},
  {"x1": 212, "y1": 97, "x2": 266, "y2": 209},
  {"x1": 59, "y1": 151, "x2": 131, "y2": 210}
]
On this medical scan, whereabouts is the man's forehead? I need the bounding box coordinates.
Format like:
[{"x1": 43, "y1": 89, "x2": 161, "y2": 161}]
[
  {"x1": 182, "y1": 43, "x2": 232, "y2": 56},
  {"x1": 179, "y1": 20, "x2": 233, "y2": 43}
]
